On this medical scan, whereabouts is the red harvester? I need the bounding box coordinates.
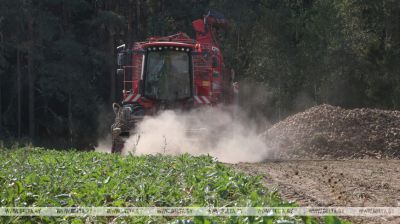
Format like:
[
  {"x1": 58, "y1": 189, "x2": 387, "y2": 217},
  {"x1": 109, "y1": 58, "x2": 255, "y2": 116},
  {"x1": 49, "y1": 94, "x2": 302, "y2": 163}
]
[{"x1": 112, "y1": 10, "x2": 238, "y2": 153}]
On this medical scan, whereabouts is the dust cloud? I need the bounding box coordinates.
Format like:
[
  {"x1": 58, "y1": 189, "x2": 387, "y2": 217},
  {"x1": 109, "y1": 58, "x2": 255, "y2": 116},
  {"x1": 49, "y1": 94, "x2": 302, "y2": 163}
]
[
  {"x1": 95, "y1": 135, "x2": 112, "y2": 153},
  {"x1": 121, "y1": 106, "x2": 272, "y2": 163}
]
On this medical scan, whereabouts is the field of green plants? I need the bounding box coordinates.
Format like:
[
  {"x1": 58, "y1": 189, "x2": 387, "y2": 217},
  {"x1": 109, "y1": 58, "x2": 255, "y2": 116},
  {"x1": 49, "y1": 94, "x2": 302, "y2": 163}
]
[{"x1": 0, "y1": 148, "x2": 349, "y2": 223}]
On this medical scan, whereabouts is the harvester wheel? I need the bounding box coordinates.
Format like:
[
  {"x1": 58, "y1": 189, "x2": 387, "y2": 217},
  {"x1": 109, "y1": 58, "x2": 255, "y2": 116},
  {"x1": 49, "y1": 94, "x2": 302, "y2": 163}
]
[
  {"x1": 111, "y1": 135, "x2": 125, "y2": 153},
  {"x1": 111, "y1": 102, "x2": 141, "y2": 153}
]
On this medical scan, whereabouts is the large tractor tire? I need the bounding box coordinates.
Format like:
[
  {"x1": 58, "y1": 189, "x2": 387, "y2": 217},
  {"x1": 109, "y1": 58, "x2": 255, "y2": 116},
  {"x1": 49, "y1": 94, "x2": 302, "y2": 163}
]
[
  {"x1": 111, "y1": 103, "x2": 142, "y2": 153},
  {"x1": 111, "y1": 134, "x2": 125, "y2": 153},
  {"x1": 111, "y1": 103, "x2": 127, "y2": 154}
]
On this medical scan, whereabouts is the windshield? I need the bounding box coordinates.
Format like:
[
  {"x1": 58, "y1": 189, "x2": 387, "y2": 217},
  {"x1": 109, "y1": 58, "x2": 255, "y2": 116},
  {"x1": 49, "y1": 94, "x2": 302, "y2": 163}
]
[{"x1": 144, "y1": 50, "x2": 191, "y2": 100}]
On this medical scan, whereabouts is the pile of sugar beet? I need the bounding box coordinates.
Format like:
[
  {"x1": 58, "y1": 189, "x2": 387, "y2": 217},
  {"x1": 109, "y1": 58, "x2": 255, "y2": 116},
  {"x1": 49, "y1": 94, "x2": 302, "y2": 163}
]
[{"x1": 264, "y1": 104, "x2": 400, "y2": 159}]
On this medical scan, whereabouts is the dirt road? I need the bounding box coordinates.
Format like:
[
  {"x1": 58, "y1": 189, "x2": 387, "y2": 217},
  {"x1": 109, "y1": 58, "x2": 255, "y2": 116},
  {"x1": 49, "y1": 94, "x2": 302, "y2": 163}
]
[{"x1": 231, "y1": 160, "x2": 400, "y2": 224}]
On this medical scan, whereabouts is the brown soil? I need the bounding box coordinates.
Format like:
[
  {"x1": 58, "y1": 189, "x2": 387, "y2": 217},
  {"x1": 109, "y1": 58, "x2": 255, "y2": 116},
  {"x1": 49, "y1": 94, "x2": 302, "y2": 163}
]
[
  {"x1": 265, "y1": 104, "x2": 400, "y2": 159},
  {"x1": 230, "y1": 160, "x2": 400, "y2": 224},
  {"x1": 233, "y1": 105, "x2": 400, "y2": 223}
]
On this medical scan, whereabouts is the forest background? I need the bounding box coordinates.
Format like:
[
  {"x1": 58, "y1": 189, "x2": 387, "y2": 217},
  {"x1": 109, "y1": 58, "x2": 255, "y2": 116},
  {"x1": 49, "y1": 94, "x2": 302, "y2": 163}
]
[{"x1": 0, "y1": 0, "x2": 399, "y2": 149}]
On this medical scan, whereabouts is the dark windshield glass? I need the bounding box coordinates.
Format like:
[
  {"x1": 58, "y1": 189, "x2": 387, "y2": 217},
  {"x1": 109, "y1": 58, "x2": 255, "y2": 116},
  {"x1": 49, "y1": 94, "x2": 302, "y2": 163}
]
[{"x1": 144, "y1": 51, "x2": 191, "y2": 100}]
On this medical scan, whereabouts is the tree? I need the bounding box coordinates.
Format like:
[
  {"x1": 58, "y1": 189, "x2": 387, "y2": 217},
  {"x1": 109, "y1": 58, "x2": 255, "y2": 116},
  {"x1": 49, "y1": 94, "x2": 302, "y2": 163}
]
[{"x1": 1, "y1": 0, "x2": 399, "y2": 148}]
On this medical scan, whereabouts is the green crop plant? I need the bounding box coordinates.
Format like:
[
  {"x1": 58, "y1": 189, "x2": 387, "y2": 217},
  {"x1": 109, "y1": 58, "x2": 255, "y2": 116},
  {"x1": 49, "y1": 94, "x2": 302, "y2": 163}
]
[{"x1": 0, "y1": 147, "x2": 350, "y2": 223}]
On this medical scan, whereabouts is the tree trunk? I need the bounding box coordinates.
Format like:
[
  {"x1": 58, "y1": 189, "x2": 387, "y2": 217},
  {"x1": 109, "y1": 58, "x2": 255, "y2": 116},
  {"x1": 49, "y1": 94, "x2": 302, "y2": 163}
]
[
  {"x1": 135, "y1": 0, "x2": 141, "y2": 40},
  {"x1": 16, "y1": 49, "x2": 22, "y2": 138},
  {"x1": 28, "y1": 19, "x2": 35, "y2": 141},
  {"x1": 109, "y1": 29, "x2": 116, "y2": 104},
  {"x1": 0, "y1": 68, "x2": 2, "y2": 137},
  {"x1": 0, "y1": 32, "x2": 2, "y2": 137},
  {"x1": 278, "y1": 71, "x2": 281, "y2": 121},
  {"x1": 126, "y1": 1, "x2": 134, "y2": 42},
  {"x1": 68, "y1": 91, "x2": 73, "y2": 147},
  {"x1": 160, "y1": 0, "x2": 165, "y2": 36}
]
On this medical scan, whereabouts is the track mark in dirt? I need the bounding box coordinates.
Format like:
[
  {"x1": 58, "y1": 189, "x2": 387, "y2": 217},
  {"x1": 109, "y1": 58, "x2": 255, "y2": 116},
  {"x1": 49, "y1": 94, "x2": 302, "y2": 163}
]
[{"x1": 230, "y1": 159, "x2": 400, "y2": 224}]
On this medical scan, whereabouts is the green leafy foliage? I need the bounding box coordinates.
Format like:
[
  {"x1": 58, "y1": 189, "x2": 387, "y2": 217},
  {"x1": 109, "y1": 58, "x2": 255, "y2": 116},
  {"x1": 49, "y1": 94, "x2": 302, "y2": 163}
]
[
  {"x1": 0, "y1": 147, "x2": 349, "y2": 223},
  {"x1": 212, "y1": 0, "x2": 400, "y2": 120}
]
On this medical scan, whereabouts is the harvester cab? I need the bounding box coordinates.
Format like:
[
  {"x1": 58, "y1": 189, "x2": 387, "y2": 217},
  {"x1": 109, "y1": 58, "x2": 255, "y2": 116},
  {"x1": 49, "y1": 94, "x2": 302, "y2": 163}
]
[{"x1": 111, "y1": 11, "x2": 237, "y2": 153}]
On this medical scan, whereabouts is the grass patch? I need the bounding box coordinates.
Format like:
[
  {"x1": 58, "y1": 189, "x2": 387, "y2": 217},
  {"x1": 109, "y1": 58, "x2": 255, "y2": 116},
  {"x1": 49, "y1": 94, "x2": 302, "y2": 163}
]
[{"x1": 0, "y1": 147, "x2": 350, "y2": 223}]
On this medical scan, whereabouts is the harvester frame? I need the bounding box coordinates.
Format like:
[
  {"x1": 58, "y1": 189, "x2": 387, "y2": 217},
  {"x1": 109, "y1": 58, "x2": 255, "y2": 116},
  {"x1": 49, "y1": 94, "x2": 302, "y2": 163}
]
[{"x1": 111, "y1": 10, "x2": 237, "y2": 153}]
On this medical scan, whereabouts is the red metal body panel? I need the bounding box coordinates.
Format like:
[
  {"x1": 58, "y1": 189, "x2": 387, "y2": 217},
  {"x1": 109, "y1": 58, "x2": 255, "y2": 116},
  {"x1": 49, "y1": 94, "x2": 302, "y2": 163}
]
[{"x1": 119, "y1": 15, "x2": 233, "y2": 113}]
